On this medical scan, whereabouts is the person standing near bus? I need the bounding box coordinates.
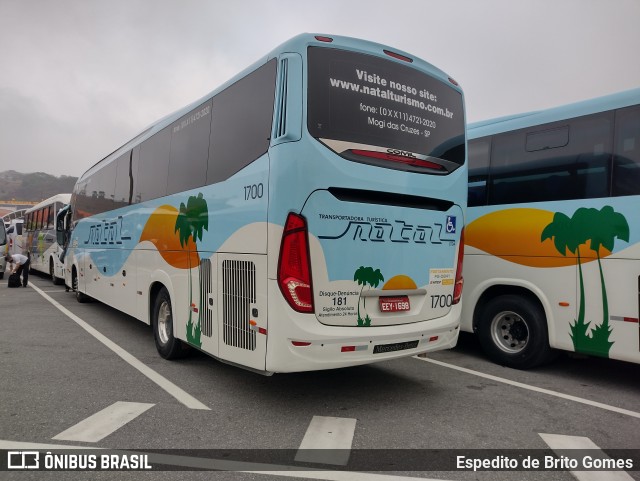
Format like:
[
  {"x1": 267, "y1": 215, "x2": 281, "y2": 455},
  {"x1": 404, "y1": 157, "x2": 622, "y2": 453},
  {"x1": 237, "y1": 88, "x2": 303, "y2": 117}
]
[{"x1": 5, "y1": 253, "x2": 30, "y2": 287}]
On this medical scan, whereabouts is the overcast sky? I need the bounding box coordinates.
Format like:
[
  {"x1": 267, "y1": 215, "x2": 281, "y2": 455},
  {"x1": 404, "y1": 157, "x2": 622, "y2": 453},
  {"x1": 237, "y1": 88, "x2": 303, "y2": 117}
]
[{"x1": 1, "y1": 0, "x2": 638, "y2": 178}]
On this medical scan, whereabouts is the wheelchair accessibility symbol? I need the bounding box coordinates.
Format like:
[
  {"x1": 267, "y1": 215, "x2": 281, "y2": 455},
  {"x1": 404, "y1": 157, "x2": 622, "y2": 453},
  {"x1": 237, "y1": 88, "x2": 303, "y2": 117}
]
[{"x1": 445, "y1": 216, "x2": 457, "y2": 234}]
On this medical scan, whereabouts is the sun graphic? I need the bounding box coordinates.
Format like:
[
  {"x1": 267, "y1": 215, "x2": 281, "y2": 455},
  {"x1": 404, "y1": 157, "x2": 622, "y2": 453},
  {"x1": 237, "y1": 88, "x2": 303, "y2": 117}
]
[
  {"x1": 382, "y1": 275, "x2": 417, "y2": 290},
  {"x1": 466, "y1": 208, "x2": 613, "y2": 268},
  {"x1": 140, "y1": 205, "x2": 199, "y2": 269}
]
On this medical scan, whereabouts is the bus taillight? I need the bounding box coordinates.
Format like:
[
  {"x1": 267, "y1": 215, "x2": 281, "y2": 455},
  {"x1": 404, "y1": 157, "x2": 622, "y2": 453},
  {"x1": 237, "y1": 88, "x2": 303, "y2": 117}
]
[
  {"x1": 350, "y1": 149, "x2": 445, "y2": 172},
  {"x1": 278, "y1": 213, "x2": 314, "y2": 313},
  {"x1": 383, "y1": 49, "x2": 413, "y2": 63},
  {"x1": 453, "y1": 228, "x2": 464, "y2": 304}
]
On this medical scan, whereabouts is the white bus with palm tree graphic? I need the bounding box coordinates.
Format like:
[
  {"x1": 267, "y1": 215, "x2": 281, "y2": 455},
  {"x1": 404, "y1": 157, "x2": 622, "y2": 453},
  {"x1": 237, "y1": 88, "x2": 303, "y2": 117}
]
[
  {"x1": 58, "y1": 34, "x2": 466, "y2": 373},
  {"x1": 463, "y1": 88, "x2": 640, "y2": 368}
]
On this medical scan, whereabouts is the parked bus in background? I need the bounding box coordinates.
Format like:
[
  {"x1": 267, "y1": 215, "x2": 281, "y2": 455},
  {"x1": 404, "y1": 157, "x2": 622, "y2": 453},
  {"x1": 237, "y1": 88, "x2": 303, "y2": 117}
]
[
  {"x1": 463, "y1": 88, "x2": 640, "y2": 368},
  {"x1": 2, "y1": 208, "x2": 28, "y2": 224},
  {"x1": 0, "y1": 220, "x2": 6, "y2": 279},
  {"x1": 5, "y1": 219, "x2": 25, "y2": 257},
  {"x1": 24, "y1": 194, "x2": 71, "y2": 284},
  {"x1": 58, "y1": 34, "x2": 466, "y2": 373}
]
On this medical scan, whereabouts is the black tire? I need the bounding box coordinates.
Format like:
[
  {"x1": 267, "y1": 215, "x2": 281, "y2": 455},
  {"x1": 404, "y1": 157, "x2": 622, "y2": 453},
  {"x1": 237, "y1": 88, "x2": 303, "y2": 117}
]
[
  {"x1": 476, "y1": 294, "x2": 555, "y2": 369},
  {"x1": 152, "y1": 287, "x2": 186, "y2": 359},
  {"x1": 50, "y1": 258, "x2": 64, "y2": 285},
  {"x1": 73, "y1": 270, "x2": 91, "y2": 303},
  {"x1": 0, "y1": 272, "x2": 3, "y2": 280}
]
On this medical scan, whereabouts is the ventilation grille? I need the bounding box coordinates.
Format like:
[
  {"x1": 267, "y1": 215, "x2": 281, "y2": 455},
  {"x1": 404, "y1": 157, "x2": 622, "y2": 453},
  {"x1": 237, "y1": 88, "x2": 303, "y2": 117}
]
[
  {"x1": 274, "y1": 58, "x2": 288, "y2": 139},
  {"x1": 222, "y1": 260, "x2": 256, "y2": 350},
  {"x1": 200, "y1": 259, "x2": 213, "y2": 337}
]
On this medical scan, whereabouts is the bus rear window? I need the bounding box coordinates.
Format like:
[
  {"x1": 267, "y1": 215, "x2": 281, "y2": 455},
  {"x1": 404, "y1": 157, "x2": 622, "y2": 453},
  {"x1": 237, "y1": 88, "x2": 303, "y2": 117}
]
[{"x1": 307, "y1": 47, "x2": 465, "y2": 168}]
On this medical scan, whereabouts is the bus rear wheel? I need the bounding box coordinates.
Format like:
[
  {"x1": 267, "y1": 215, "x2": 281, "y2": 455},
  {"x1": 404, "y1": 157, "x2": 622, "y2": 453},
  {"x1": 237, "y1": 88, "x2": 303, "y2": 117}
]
[
  {"x1": 153, "y1": 287, "x2": 186, "y2": 360},
  {"x1": 476, "y1": 294, "x2": 555, "y2": 369}
]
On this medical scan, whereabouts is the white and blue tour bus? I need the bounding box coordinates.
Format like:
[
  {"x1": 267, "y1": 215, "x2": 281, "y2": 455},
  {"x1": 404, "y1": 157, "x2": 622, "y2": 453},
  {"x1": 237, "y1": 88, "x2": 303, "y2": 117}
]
[
  {"x1": 58, "y1": 34, "x2": 466, "y2": 373},
  {"x1": 463, "y1": 88, "x2": 640, "y2": 368}
]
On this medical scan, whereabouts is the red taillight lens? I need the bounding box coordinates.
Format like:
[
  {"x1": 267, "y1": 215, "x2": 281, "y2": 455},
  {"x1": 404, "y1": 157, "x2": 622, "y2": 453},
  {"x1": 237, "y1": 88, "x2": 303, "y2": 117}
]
[
  {"x1": 383, "y1": 49, "x2": 413, "y2": 63},
  {"x1": 453, "y1": 228, "x2": 464, "y2": 304},
  {"x1": 350, "y1": 149, "x2": 444, "y2": 171},
  {"x1": 278, "y1": 213, "x2": 314, "y2": 313}
]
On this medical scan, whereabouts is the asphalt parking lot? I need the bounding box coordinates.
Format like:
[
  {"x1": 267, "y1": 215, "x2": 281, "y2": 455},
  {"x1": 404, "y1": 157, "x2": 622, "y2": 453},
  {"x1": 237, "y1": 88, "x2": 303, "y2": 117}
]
[{"x1": 1, "y1": 272, "x2": 638, "y2": 481}]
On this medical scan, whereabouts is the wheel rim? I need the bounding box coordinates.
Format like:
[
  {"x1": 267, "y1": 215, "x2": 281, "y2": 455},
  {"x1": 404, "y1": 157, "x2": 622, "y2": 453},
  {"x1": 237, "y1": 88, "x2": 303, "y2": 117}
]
[
  {"x1": 490, "y1": 310, "x2": 529, "y2": 354},
  {"x1": 157, "y1": 300, "x2": 172, "y2": 345}
]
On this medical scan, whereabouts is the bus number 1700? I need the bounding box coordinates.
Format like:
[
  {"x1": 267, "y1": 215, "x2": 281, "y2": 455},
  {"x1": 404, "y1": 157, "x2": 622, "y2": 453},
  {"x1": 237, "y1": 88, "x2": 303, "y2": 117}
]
[
  {"x1": 431, "y1": 295, "x2": 453, "y2": 308},
  {"x1": 244, "y1": 183, "x2": 264, "y2": 200}
]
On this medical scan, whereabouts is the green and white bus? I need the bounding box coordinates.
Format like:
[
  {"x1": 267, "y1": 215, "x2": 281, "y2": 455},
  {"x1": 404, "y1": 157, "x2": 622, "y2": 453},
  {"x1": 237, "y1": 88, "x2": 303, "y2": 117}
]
[
  {"x1": 463, "y1": 88, "x2": 640, "y2": 368},
  {"x1": 0, "y1": 220, "x2": 6, "y2": 279},
  {"x1": 24, "y1": 194, "x2": 71, "y2": 284}
]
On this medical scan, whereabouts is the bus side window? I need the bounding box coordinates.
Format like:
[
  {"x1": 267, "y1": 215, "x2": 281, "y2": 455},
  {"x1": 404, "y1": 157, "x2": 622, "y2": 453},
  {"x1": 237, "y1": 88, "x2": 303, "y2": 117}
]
[
  {"x1": 489, "y1": 112, "x2": 613, "y2": 205},
  {"x1": 613, "y1": 105, "x2": 640, "y2": 196},
  {"x1": 207, "y1": 59, "x2": 277, "y2": 185},
  {"x1": 468, "y1": 138, "x2": 490, "y2": 207},
  {"x1": 138, "y1": 126, "x2": 171, "y2": 202},
  {"x1": 73, "y1": 180, "x2": 90, "y2": 223},
  {"x1": 92, "y1": 162, "x2": 117, "y2": 215},
  {"x1": 167, "y1": 100, "x2": 212, "y2": 195},
  {"x1": 114, "y1": 148, "x2": 139, "y2": 208},
  {"x1": 48, "y1": 205, "x2": 55, "y2": 229}
]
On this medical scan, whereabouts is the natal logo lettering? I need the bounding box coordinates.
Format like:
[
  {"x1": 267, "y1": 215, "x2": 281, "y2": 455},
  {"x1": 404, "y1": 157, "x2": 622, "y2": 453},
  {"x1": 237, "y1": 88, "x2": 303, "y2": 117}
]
[
  {"x1": 83, "y1": 216, "x2": 131, "y2": 246},
  {"x1": 319, "y1": 219, "x2": 455, "y2": 244}
]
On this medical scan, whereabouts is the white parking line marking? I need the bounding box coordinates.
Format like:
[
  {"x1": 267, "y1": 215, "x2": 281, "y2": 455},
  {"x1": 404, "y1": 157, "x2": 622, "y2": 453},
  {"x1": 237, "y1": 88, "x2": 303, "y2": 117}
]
[
  {"x1": 53, "y1": 402, "x2": 154, "y2": 443},
  {"x1": 29, "y1": 283, "x2": 210, "y2": 410},
  {"x1": 415, "y1": 356, "x2": 640, "y2": 419},
  {"x1": 0, "y1": 439, "x2": 455, "y2": 481},
  {"x1": 295, "y1": 416, "x2": 357, "y2": 466},
  {"x1": 540, "y1": 433, "x2": 635, "y2": 481}
]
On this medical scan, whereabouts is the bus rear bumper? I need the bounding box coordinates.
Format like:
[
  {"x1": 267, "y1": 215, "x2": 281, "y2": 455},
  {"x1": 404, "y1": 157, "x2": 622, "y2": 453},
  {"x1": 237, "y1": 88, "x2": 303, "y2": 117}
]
[{"x1": 265, "y1": 282, "x2": 460, "y2": 373}]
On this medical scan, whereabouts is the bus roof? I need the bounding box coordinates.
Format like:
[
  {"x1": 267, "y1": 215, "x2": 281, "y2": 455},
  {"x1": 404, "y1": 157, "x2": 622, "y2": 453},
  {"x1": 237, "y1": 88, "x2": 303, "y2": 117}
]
[
  {"x1": 25, "y1": 194, "x2": 72, "y2": 213},
  {"x1": 468, "y1": 87, "x2": 640, "y2": 140},
  {"x1": 79, "y1": 33, "x2": 462, "y2": 181}
]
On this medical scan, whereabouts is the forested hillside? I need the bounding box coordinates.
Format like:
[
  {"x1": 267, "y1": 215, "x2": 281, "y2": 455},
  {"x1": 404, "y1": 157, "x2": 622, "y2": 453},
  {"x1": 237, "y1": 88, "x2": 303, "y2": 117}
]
[{"x1": 0, "y1": 171, "x2": 77, "y2": 202}]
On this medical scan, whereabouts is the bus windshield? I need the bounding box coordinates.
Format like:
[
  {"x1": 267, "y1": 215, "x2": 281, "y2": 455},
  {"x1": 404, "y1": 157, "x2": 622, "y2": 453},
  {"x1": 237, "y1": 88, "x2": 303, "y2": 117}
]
[{"x1": 307, "y1": 46, "x2": 465, "y2": 171}]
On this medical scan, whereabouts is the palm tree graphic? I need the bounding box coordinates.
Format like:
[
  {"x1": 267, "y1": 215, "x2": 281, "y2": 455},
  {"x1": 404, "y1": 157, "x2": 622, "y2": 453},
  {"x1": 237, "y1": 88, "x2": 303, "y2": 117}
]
[
  {"x1": 353, "y1": 266, "x2": 384, "y2": 327},
  {"x1": 174, "y1": 193, "x2": 209, "y2": 348},
  {"x1": 541, "y1": 206, "x2": 629, "y2": 357}
]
